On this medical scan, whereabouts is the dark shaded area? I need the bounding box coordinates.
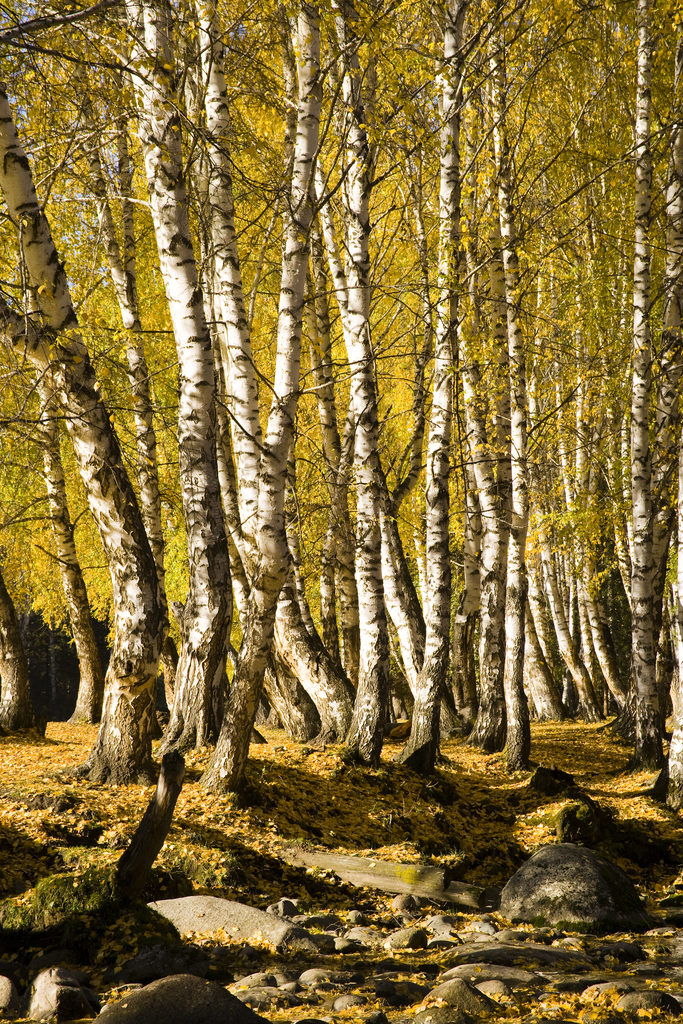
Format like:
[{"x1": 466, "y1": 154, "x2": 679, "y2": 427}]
[{"x1": 17, "y1": 610, "x2": 110, "y2": 720}]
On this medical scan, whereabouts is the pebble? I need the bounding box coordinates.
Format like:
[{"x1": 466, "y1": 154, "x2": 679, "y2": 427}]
[
  {"x1": 333, "y1": 993, "x2": 367, "y2": 1010},
  {"x1": 385, "y1": 927, "x2": 428, "y2": 950}
]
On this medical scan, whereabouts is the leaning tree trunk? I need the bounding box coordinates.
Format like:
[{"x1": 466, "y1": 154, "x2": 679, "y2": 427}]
[
  {"x1": 630, "y1": 0, "x2": 662, "y2": 768},
  {"x1": 39, "y1": 386, "x2": 105, "y2": 724},
  {"x1": 274, "y1": 574, "x2": 354, "y2": 744},
  {"x1": 335, "y1": 5, "x2": 390, "y2": 767},
  {"x1": 129, "y1": 1, "x2": 232, "y2": 752},
  {"x1": 399, "y1": 0, "x2": 467, "y2": 773},
  {"x1": 0, "y1": 567, "x2": 34, "y2": 731},
  {"x1": 202, "y1": 3, "x2": 322, "y2": 792},
  {"x1": 0, "y1": 88, "x2": 162, "y2": 783}
]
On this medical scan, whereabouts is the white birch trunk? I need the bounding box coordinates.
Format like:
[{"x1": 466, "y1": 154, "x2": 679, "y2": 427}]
[
  {"x1": 490, "y1": 43, "x2": 530, "y2": 770},
  {"x1": 334, "y1": 1, "x2": 390, "y2": 766},
  {"x1": 452, "y1": 470, "x2": 481, "y2": 727},
  {"x1": 658, "y1": 30, "x2": 683, "y2": 806},
  {"x1": 630, "y1": 0, "x2": 662, "y2": 767},
  {"x1": 0, "y1": 566, "x2": 34, "y2": 730},
  {"x1": 399, "y1": 0, "x2": 466, "y2": 771},
  {"x1": 129, "y1": 1, "x2": 232, "y2": 751},
  {"x1": 0, "y1": 89, "x2": 163, "y2": 783},
  {"x1": 464, "y1": 224, "x2": 509, "y2": 752},
  {"x1": 195, "y1": 0, "x2": 262, "y2": 561},
  {"x1": 203, "y1": 2, "x2": 322, "y2": 791},
  {"x1": 39, "y1": 385, "x2": 105, "y2": 724}
]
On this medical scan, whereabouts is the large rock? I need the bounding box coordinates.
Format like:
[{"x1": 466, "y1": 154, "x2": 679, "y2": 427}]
[
  {"x1": 21, "y1": 967, "x2": 97, "y2": 1021},
  {"x1": 499, "y1": 843, "x2": 653, "y2": 932},
  {"x1": 444, "y1": 941, "x2": 589, "y2": 969},
  {"x1": 422, "y1": 979, "x2": 496, "y2": 1014},
  {"x1": 98, "y1": 975, "x2": 268, "y2": 1024},
  {"x1": 148, "y1": 896, "x2": 317, "y2": 952},
  {"x1": 438, "y1": 963, "x2": 544, "y2": 990}
]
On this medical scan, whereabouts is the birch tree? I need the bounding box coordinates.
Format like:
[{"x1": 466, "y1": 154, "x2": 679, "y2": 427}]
[
  {"x1": 630, "y1": 0, "x2": 662, "y2": 768},
  {"x1": 39, "y1": 386, "x2": 105, "y2": 724},
  {"x1": 0, "y1": 564, "x2": 34, "y2": 730},
  {"x1": 333, "y1": 0, "x2": 390, "y2": 766},
  {"x1": 399, "y1": 0, "x2": 468, "y2": 772},
  {"x1": 0, "y1": 89, "x2": 163, "y2": 783},
  {"x1": 202, "y1": 0, "x2": 322, "y2": 792},
  {"x1": 127, "y1": 0, "x2": 232, "y2": 751}
]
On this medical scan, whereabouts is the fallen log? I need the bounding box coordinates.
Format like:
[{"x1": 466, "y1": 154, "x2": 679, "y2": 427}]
[
  {"x1": 281, "y1": 848, "x2": 486, "y2": 908},
  {"x1": 117, "y1": 750, "x2": 185, "y2": 898}
]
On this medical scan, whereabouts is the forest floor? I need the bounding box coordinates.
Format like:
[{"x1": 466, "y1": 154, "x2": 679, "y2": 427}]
[{"x1": 0, "y1": 719, "x2": 682, "y2": 1020}]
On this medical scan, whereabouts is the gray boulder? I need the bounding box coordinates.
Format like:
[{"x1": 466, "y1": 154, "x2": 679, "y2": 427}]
[
  {"x1": 148, "y1": 896, "x2": 317, "y2": 952},
  {"x1": 447, "y1": 941, "x2": 589, "y2": 968},
  {"x1": 616, "y1": 990, "x2": 682, "y2": 1015},
  {"x1": 385, "y1": 927, "x2": 428, "y2": 950},
  {"x1": 423, "y1": 978, "x2": 496, "y2": 1014},
  {"x1": 0, "y1": 974, "x2": 19, "y2": 1012},
  {"x1": 438, "y1": 963, "x2": 543, "y2": 990},
  {"x1": 98, "y1": 974, "x2": 269, "y2": 1023},
  {"x1": 21, "y1": 967, "x2": 96, "y2": 1021},
  {"x1": 499, "y1": 843, "x2": 653, "y2": 931}
]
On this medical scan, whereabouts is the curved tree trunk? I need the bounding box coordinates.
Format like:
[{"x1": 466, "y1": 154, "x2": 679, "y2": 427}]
[
  {"x1": 263, "y1": 654, "x2": 321, "y2": 743},
  {"x1": 39, "y1": 386, "x2": 105, "y2": 724},
  {"x1": 0, "y1": 89, "x2": 162, "y2": 784},
  {"x1": 0, "y1": 567, "x2": 34, "y2": 731},
  {"x1": 275, "y1": 575, "x2": 354, "y2": 744}
]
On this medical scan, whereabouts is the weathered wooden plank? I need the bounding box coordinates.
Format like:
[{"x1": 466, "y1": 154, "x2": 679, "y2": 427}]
[{"x1": 281, "y1": 848, "x2": 486, "y2": 908}]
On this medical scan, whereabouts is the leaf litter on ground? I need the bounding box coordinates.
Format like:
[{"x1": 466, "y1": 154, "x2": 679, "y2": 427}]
[{"x1": 0, "y1": 719, "x2": 682, "y2": 1023}]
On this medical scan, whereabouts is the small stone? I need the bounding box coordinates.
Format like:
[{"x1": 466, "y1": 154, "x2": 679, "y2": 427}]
[
  {"x1": 475, "y1": 980, "x2": 511, "y2": 997},
  {"x1": 385, "y1": 927, "x2": 428, "y2": 950},
  {"x1": 373, "y1": 979, "x2": 396, "y2": 998},
  {"x1": 333, "y1": 994, "x2": 367, "y2": 1011},
  {"x1": 335, "y1": 937, "x2": 362, "y2": 954},
  {"x1": 236, "y1": 986, "x2": 304, "y2": 1009},
  {"x1": 580, "y1": 981, "x2": 633, "y2": 1002},
  {"x1": 595, "y1": 941, "x2": 643, "y2": 962},
  {"x1": 310, "y1": 935, "x2": 336, "y2": 953},
  {"x1": 365, "y1": 1013, "x2": 388, "y2": 1024},
  {"x1": 469, "y1": 920, "x2": 497, "y2": 935},
  {"x1": 21, "y1": 968, "x2": 95, "y2": 1022},
  {"x1": 423, "y1": 979, "x2": 496, "y2": 1014},
  {"x1": 266, "y1": 899, "x2": 298, "y2": 919},
  {"x1": 347, "y1": 910, "x2": 365, "y2": 925},
  {"x1": 394, "y1": 981, "x2": 430, "y2": 1004},
  {"x1": 0, "y1": 975, "x2": 19, "y2": 1011},
  {"x1": 427, "y1": 938, "x2": 460, "y2": 950},
  {"x1": 298, "y1": 969, "x2": 361, "y2": 989},
  {"x1": 345, "y1": 926, "x2": 386, "y2": 946},
  {"x1": 231, "y1": 974, "x2": 278, "y2": 991},
  {"x1": 392, "y1": 894, "x2": 421, "y2": 912},
  {"x1": 426, "y1": 914, "x2": 459, "y2": 933},
  {"x1": 616, "y1": 990, "x2": 682, "y2": 1015}
]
